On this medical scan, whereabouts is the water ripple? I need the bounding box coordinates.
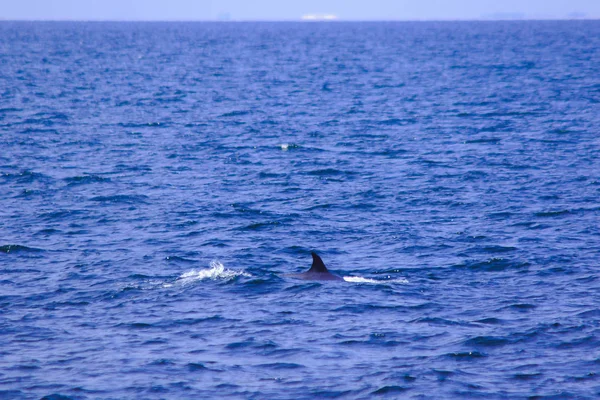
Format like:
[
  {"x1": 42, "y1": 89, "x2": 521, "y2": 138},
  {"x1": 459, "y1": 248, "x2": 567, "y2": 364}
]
[{"x1": 1, "y1": 20, "x2": 599, "y2": 399}]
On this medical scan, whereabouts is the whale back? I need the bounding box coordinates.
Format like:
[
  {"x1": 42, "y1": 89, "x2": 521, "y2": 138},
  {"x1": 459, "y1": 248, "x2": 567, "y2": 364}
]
[{"x1": 286, "y1": 252, "x2": 344, "y2": 282}]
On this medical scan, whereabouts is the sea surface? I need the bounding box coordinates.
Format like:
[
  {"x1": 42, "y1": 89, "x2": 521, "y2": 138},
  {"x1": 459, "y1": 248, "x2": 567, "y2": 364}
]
[{"x1": 1, "y1": 21, "x2": 600, "y2": 399}]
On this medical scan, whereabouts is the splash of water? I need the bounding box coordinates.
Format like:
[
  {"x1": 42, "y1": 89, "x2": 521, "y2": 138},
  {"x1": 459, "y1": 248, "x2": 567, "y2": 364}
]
[
  {"x1": 174, "y1": 261, "x2": 251, "y2": 285},
  {"x1": 343, "y1": 276, "x2": 409, "y2": 284}
]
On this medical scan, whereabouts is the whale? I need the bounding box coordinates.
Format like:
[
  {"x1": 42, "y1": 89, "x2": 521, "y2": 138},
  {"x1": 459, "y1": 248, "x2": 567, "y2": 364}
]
[{"x1": 288, "y1": 252, "x2": 344, "y2": 282}]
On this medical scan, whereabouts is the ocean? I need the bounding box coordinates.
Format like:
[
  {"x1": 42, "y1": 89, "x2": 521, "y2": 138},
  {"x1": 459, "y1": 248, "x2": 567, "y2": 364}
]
[{"x1": 1, "y1": 20, "x2": 600, "y2": 399}]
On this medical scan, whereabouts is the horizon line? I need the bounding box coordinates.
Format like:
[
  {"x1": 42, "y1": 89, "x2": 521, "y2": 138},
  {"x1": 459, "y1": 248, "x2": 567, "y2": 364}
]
[{"x1": 0, "y1": 17, "x2": 598, "y2": 23}]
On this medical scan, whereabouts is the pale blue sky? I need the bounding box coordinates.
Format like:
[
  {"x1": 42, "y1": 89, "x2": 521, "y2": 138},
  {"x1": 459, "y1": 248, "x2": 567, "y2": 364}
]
[{"x1": 1, "y1": 0, "x2": 598, "y2": 21}]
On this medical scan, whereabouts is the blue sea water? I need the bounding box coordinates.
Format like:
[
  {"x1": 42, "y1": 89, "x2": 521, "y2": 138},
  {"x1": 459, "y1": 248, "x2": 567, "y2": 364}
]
[{"x1": 1, "y1": 20, "x2": 600, "y2": 399}]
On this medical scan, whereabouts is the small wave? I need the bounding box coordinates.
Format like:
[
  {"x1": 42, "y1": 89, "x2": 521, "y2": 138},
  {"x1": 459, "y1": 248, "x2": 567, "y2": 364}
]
[
  {"x1": 240, "y1": 221, "x2": 282, "y2": 231},
  {"x1": 0, "y1": 244, "x2": 44, "y2": 254},
  {"x1": 187, "y1": 362, "x2": 209, "y2": 371},
  {"x1": 372, "y1": 385, "x2": 409, "y2": 395},
  {"x1": 378, "y1": 117, "x2": 417, "y2": 126},
  {"x1": 465, "y1": 137, "x2": 502, "y2": 144},
  {"x1": 306, "y1": 168, "x2": 354, "y2": 177},
  {"x1": 343, "y1": 276, "x2": 409, "y2": 284},
  {"x1": 39, "y1": 210, "x2": 84, "y2": 221},
  {"x1": 464, "y1": 336, "x2": 511, "y2": 347},
  {"x1": 535, "y1": 209, "x2": 571, "y2": 218},
  {"x1": 256, "y1": 362, "x2": 305, "y2": 370},
  {"x1": 64, "y1": 175, "x2": 111, "y2": 185},
  {"x1": 444, "y1": 351, "x2": 487, "y2": 360},
  {"x1": 1, "y1": 170, "x2": 50, "y2": 183},
  {"x1": 220, "y1": 110, "x2": 250, "y2": 117},
  {"x1": 174, "y1": 261, "x2": 251, "y2": 285},
  {"x1": 89, "y1": 194, "x2": 149, "y2": 204},
  {"x1": 279, "y1": 143, "x2": 300, "y2": 151},
  {"x1": 117, "y1": 122, "x2": 168, "y2": 128}
]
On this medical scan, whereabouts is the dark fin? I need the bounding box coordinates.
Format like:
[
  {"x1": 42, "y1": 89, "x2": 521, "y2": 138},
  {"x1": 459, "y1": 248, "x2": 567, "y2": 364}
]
[{"x1": 309, "y1": 252, "x2": 329, "y2": 273}]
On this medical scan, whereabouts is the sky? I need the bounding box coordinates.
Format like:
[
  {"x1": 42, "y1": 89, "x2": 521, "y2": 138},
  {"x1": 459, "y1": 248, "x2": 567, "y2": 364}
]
[{"x1": 1, "y1": 0, "x2": 599, "y2": 21}]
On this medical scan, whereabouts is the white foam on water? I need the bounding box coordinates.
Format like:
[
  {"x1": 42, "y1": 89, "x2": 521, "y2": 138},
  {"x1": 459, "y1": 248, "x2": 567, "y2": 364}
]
[
  {"x1": 280, "y1": 143, "x2": 289, "y2": 151},
  {"x1": 343, "y1": 276, "x2": 409, "y2": 284},
  {"x1": 174, "y1": 261, "x2": 251, "y2": 285}
]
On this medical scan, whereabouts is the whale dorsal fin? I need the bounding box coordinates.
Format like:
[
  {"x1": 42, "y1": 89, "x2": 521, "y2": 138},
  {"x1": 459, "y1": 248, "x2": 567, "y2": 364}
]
[{"x1": 309, "y1": 252, "x2": 329, "y2": 273}]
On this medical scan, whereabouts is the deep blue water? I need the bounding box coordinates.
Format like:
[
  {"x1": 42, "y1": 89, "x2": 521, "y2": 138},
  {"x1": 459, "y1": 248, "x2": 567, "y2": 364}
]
[{"x1": 1, "y1": 21, "x2": 600, "y2": 399}]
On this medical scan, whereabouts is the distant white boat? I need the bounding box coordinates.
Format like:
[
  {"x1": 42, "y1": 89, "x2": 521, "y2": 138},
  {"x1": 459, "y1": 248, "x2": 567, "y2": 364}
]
[{"x1": 301, "y1": 14, "x2": 338, "y2": 21}]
